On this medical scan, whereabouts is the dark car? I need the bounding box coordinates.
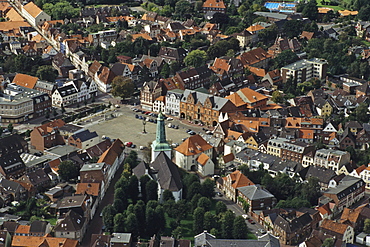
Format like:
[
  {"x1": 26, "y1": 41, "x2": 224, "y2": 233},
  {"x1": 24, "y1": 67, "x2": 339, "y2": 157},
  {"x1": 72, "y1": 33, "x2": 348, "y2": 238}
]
[{"x1": 135, "y1": 114, "x2": 139, "y2": 118}]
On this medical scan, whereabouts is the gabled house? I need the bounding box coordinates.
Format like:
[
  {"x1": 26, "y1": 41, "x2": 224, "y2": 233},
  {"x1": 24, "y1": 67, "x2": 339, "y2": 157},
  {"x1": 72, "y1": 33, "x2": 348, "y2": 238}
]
[
  {"x1": 11, "y1": 235, "x2": 78, "y2": 247},
  {"x1": 22, "y1": 2, "x2": 51, "y2": 27},
  {"x1": 210, "y1": 56, "x2": 244, "y2": 79},
  {"x1": 12, "y1": 73, "x2": 38, "y2": 90},
  {"x1": 52, "y1": 84, "x2": 78, "y2": 107},
  {"x1": 54, "y1": 210, "x2": 87, "y2": 243},
  {"x1": 30, "y1": 119, "x2": 65, "y2": 151},
  {"x1": 174, "y1": 66, "x2": 215, "y2": 90},
  {"x1": 340, "y1": 204, "x2": 370, "y2": 232},
  {"x1": 339, "y1": 128, "x2": 356, "y2": 150},
  {"x1": 18, "y1": 168, "x2": 51, "y2": 191},
  {"x1": 320, "y1": 219, "x2": 354, "y2": 244},
  {"x1": 52, "y1": 53, "x2": 75, "y2": 78},
  {"x1": 158, "y1": 47, "x2": 187, "y2": 64},
  {"x1": 0, "y1": 134, "x2": 28, "y2": 157},
  {"x1": 238, "y1": 48, "x2": 272, "y2": 69},
  {"x1": 140, "y1": 80, "x2": 164, "y2": 110},
  {"x1": 220, "y1": 170, "x2": 254, "y2": 202},
  {"x1": 0, "y1": 153, "x2": 26, "y2": 179},
  {"x1": 175, "y1": 134, "x2": 214, "y2": 176},
  {"x1": 29, "y1": 220, "x2": 51, "y2": 237},
  {"x1": 56, "y1": 194, "x2": 92, "y2": 220}
]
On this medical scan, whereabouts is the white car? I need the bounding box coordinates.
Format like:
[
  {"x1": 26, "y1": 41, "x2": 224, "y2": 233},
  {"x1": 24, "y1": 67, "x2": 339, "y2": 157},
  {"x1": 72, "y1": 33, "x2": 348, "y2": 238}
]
[{"x1": 167, "y1": 117, "x2": 173, "y2": 121}]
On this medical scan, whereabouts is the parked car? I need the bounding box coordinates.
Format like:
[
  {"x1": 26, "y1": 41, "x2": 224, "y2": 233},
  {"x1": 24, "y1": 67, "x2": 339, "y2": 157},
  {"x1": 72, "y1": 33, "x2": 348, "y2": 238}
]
[
  {"x1": 216, "y1": 192, "x2": 223, "y2": 197},
  {"x1": 174, "y1": 125, "x2": 179, "y2": 129},
  {"x1": 189, "y1": 131, "x2": 196, "y2": 135},
  {"x1": 167, "y1": 117, "x2": 173, "y2": 121},
  {"x1": 258, "y1": 229, "x2": 266, "y2": 234},
  {"x1": 135, "y1": 114, "x2": 139, "y2": 118},
  {"x1": 131, "y1": 144, "x2": 136, "y2": 148},
  {"x1": 186, "y1": 129, "x2": 192, "y2": 133},
  {"x1": 168, "y1": 123, "x2": 172, "y2": 128},
  {"x1": 242, "y1": 214, "x2": 249, "y2": 220},
  {"x1": 126, "y1": 142, "x2": 133, "y2": 147}
]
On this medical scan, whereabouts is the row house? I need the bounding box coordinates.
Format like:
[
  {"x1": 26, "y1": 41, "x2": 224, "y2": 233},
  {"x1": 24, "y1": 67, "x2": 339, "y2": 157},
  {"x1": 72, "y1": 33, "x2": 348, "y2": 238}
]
[
  {"x1": 88, "y1": 29, "x2": 117, "y2": 47},
  {"x1": 268, "y1": 36, "x2": 301, "y2": 58},
  {"x1": 180, "y1": 89, "x2": 237, "y2": 127},
  {"x1": 0, "y1": 134, "x2": 28, "y2": 157},
  {"x1": 202, "y1": 0, "x2": 226, "y2": 14},
  {"x1": 165, "y1": 89, "x2": 184, "y2": 116},
  {"x1": 68, "y1": 129, "x2": 99, "y2": 150},
  {"x1": 225, "y1": 87, "x2": 269, "y2": 110},
  {"x1": 340, "y1": 204, "x2": 370, "y2": 233},
  {"x1": 281, "y1": 58, "x2": 328, "y2": 83},
  {"x1": 320, "y1": 176, "x2": 365, "y2": 214},
  {"x1": 111, "y1": 62, "x2": 140, "y2": 82},
  {"x1": 135, "y1": 55, "x2": 165, "y2": 78},
  {"x1": 140, "y1": 80, "x2": 164, "y2": 110},
  {"x1": 320, "y1": 219, "x2": 354, "y2": 244},
  {"x1": 158, "y1": 47, "x2": 187, "y2": 64},
  {"x1": 52, "y1": 84, "x2": 78, "y2": 107},
  {"x1": 313, "y1": 149, "x2": 351, "y2": 173},
  {"x1": 0, "y1": 152, "x2": 26, "y2": 179},
  {"x1": 12, "y1": 235, "x2": 78, "y2": 247},
  {"x1": 0, "y1": 83, "x2": 51, "y2": 123},
  {"x1": 238, "y1": 47, "x2": 272, "y2": 69},
  {"x1": 30, "y1": 119, "x2": 65, "y2": 151},
  {"x1": 54, "y1": 210, "x2": 87, "y2": 243},
  {"x1": 210, "y1": 56, "x2": 244, "y2": 80},
  {"x1": 174, "y1": 66, "x2": 215, "y2": 90},
  {"x1": 64, "y1": 79, "x2": 98, "y2": 103},
  {"x1": 52, "y1": 53, "x2": 76, "y2": 78}
]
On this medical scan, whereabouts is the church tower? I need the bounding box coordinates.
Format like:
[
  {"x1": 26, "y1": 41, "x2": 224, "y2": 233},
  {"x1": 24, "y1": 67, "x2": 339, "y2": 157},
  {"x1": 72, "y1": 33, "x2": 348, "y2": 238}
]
[{"x1": 151, "y1": 112, "x2": 172, "y2": 162}]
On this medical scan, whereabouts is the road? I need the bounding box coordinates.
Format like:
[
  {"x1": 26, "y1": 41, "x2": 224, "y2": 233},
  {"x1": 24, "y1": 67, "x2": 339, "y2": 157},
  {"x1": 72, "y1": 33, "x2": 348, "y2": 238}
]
[
  {"x1": 214, "y1": 187, "x2": 266, "y2": 238},
  {"x1": 80, "y1": 152, "x2": 126, "y2": 247}
]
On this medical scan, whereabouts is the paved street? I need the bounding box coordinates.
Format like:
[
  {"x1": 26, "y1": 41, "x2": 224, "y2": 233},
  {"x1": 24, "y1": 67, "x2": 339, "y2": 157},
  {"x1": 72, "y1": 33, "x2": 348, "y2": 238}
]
[{"x1": 214, "y1": 187, "x2": 266, "y2": 238}]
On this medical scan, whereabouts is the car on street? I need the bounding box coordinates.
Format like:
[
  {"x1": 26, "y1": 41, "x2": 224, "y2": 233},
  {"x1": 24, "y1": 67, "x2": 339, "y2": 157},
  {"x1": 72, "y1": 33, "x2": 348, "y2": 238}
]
[
  {"x1": 258, "y1": 229, "x2": 266, "y2": 234},
  {"x1": 216, "y1": 192, "x2": 223, "y2": 197},
  {"x1": 186, "y1": 129, "x2": 192, "y2": 133},
  {"x1": 167, "y1": 117, "x2": 173, "y2": 121},
  {"x1": 242, "y1": 214, "x2": 249, "y2": 220},
  {"x1": 189, "y1": 131, "x2": 196, "y2": 135},
  {"x1": 126, "y1": 142, "x2": 133, "y2": 147}
]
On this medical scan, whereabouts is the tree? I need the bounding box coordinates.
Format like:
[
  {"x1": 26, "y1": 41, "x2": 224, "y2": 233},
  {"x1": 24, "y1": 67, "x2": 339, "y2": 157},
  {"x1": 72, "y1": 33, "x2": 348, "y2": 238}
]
[
  {"x1": 271, "y1": 91, "x2": 284, "y2": 104},
  {"x1": 160, "y1": 63, "x2": 170, "y2": 78},
  {"x1": 162, "y1": 189, "x2": 175, "y2": 202},
  {"x1": 221, "y1": 210, "x2": 235, "y2": 239},
  {"x1": 102, "y1": 205, "x2": 116, "y2": 232},
  {"x1": 36, "y1": 65, "x2": 58, "y2": 82},
  {"x1": 283, "y1": 20, "x2": 303, "y2": 39},
  {"x1": 322, "y1": 238, "x2": 335, "y2": 247},
  {"x1": 204, "y1": 211, "x2": 216, "y2": 231},
  {"x1": 128, "y1": 175, "x2": 139, "y2": 203},
  {"x1": 134, "y1": 201, "x2": 146, "y2": 236},
  {"x1": 184, "y1": 50, "x2": 207, "y2": 68},
  {"x1": 140, "y1": 175, "x2": 151, "y2": 202},
  {"x1": 126, "y1": 213, "x2": 139, "y2": 238},
  {"x1": 155, "y1": 205, "x2": 166, "y2": 232},
  {"x1": 233, "y1": 216, "x2": 248, "y2": 239},
  {"x1": 187, "y1": 181, "x2": 202, "y2": 200},
  {"x1": 275, "y1": 197, "x2": 311, "y2": 209},
  {"x1": 113, "y1": 213, "x2": 126, "y2": 232},
  {"x1": 358, "y1": 6, "x2": 370, "y2": 21},
  {"x1": 197, "y1": 197, "x2": 212, "y2": 211},
  {"x1": 300, "y1": 177, "x2": 321, "y2": 206},
  {"x1": 58, "y1": 160, "x2": 79, "y2": 181},
  {"x1": 113, "y1": 198, "x2": 127, "y2": 213},
  {"x1": 193, "y1": 207, "x2": 205, "y2": 234},
  {"x1": 201, "y1": 179, "x2": 215, "y2": 198},
  {"x1": 7, "y1": 123, "x2": 13, "y2": 133},
  {"x1": 111, "y1": 76, "x2": 135, "y2": 100},
  {"x1": 364, "y1": 218, "x2": 370, "y2": 234},
  {"x1": 174, "y1": 0, "x2": 192, "y2": 19},
  {"x1": 216, "y1": 201, "x2": 227, "y2": 215},
  {"x1": 302, "y1": 0, "x2": 318, "y2": 20},
  {"x1": 146, "y1": 179, "x2": 158, "y2": 201},
  {"x1": 273, "y1": 49, "x2": 299, "y2": 69},
  {"x1": 146, "y1": 207, "x2": 156, "y2": 236}
]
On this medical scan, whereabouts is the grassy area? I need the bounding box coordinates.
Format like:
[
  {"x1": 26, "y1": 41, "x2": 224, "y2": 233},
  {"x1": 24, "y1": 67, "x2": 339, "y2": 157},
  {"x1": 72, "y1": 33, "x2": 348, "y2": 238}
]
[
  {"x1": 362, "y1": 40, "x2": 370, "y2": 47},
  {"x1": 316, "y1": 0, "x2": 345, "y2": 11}
]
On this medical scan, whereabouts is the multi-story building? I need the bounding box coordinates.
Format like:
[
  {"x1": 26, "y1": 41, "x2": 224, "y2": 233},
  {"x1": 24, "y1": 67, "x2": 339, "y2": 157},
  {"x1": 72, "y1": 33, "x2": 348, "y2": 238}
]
[
  {"x1": 280, "y1": 140, "x2": 315, "y2": 163},
  {"x1": 266, "y1": 137, "x2": 289, "y2": 157},
  {"x1": 30, "y1": 119, "x2": 66, "y2": 151},
  {"x1": 21, "y1": 2, "x2": 51, "y2": 27},
  {"x1": 225, "y1": 87, "x2": 268, "y2": 110},
  {"x1": 52, "y1": 84, "x2": 78, "y2": 107},
  {"x1": 88, "y1": 30, "x2": 117, "y2": 47},
  {"x1": 321, "y1": 176, "x2": 365, "y2": 213},
  {"x1": 238, "y1": 48, "x2": 272, "y2": 69},
  {"x1": 281, "y1": 58, "x2": 328, "y2": 83},
  {"x1": 210, "y1": 56, "x2": 244, "y2": 79},
  {"x1": 313, "y1": 149, "x2": 351, "y2": 173},
  {"x1": 165, "y1": 89, "x2": 184, "y2": 116},
  {"x1": 174, "y1": 66, "x2": 215, "y2": 90},
  {"x1": 180, "y1": 89, "x2": 237, "y2": 127},
  {"x1": 140, "y1": 80, "x2": 164, "y2": 110},
  {"x1": 0, "y1": 83, "x2": 51, "y2": 123},
  {"x1": 220, "y1": 170, "x2": 254, "y2": 202},
  {"x1": 202, "y1": 0, "x2": 226, "y2": 13}
]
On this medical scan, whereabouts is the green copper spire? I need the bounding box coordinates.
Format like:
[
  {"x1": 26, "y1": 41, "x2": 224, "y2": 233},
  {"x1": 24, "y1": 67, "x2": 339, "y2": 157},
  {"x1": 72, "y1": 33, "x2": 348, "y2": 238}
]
[
  {"x1": 156, "y1": 111, "x2": 167, "y2": 143},
  {"x1": 151, "y1": 111, "x2": 172, "y2": 161}
]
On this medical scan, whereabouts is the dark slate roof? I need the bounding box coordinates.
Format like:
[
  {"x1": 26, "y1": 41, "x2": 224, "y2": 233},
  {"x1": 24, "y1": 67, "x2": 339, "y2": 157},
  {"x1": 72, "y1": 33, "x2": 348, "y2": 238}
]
[
  {"x1": 85, "y1": 139, "x2": 113, "y2": 158},
  {"x1": 0, "y1": 153, "x2": 26, "y2": 176},
  {"x1": 169, "y1": 22, "x2": 185, "y2": 30},
  {"x1": 158, "y1": 47, "x2": 187, "y2": 61},
  {"x1": 57, "y1": 195, "x2": 86, "y2": 209},
  {"x1": 150, "y1": 152, "x2": 183, "y2": 191},
  {"x1": 298, "y1": 166, "x2": 336, "y2": 184},
  {"x1": 52, "y1": 53, "x2": 74, "y2": 68},
  {"x1": 56, "y1": 84, "x2": 77, "y2": 97},
  {"x1": 206, "y1": 239, "x2": 274, "y2": 247},
  {"x1": 133, "y1": 161, "x2": 152, "y2": 179},
  {"x1": 323, "y1": 176, "x2": 364, "y2": 200},
  {"x1": 54, "y1": 210, "x2": 85, "y2": 232},
  {"x1": 30, "y1": 220, "x2": 49, "y2": 234},
  {"x1": 274, "y1": 212, "x2": 312, "y2": 234},
  {"x1": 20, "y1": 168, "x2": 50, "y2": 186},
  {"x1": 71, "y1": 129, "x2": 98, "y2": 142},
  {"x1": 356, "y1": 82, "x2": 370, "y2": 94},
  {"x1": 0, "y1": 178, "x2": 25, "y2": 194},
  {"x1": 0, "y1": 134, "x2": 28, "y2": 156}
]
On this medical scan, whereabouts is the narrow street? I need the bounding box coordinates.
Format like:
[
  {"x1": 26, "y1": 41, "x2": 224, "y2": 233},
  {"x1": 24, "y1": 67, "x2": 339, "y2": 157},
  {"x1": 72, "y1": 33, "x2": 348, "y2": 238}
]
[{"x1": 80, "y1": 154, "x2": 125, "y2": 247}]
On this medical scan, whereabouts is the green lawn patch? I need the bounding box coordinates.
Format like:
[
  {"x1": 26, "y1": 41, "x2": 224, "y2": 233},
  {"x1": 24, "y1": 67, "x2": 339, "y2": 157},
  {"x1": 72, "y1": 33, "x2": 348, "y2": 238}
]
[
  {"x1": 248, "y1": 233, "x2": 257, "y2": 239},
  {"x1": 316, "y1": 0, "x2": 345, "y2": 11},
  {"x1": 362, "y1": 40, "x2": 370, "y2": 47},
  {"x1": 179, "y1": 217, "x2": 194, "y2": 240}
]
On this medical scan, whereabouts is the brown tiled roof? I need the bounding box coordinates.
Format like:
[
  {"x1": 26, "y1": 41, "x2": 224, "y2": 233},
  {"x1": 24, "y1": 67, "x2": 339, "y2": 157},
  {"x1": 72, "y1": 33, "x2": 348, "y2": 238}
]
[
  {"x1": 6, "y1": 8, "x2": 24, "y2": 21},
  {"x1": 320, "y1": 219, "x2": 350, "y2": 235},
  {"x1": 317, "y1": 204, "x2": 332, "y2": 216},
  {"x1": 229, "y1": 170, "x2": 254, "y2": 189},
  {"x1": 174, "y1": 134, "x2": 212, "y2": 156},
  {"x1": 246, "y1": 25, "x2": 265, "y2": 32},
  {"x1": 76, "y1": 183, "x2": 100, "y2": 196},
  {"x1": 15, "y1": 225, "x2": 30, "y2": 234},
  {"x1": 301, "y1": 31, "x2": 314, "y2": 40},
  {"x1": 226, "y1": 87, "x2": 268, "y2": 106},
  {"x1": 0, "y1": 21, "x2": 30, "y2": 32},
  {"x1": 238, "y1": 48, "x2": 271, "y2": 67},
  {"x1": 12, "y1": 73, "x2": 38, "y2": 89},
  {"x1": 131, "y1": 33, "x2": 152, "y2": 41},
  {"x1": 98, "y1": 66, "x2": 116, "y2": 85},
  {"x1": 223, "y1": 153, "x2": 234, "y2": 163},
  {"x1": 97, "y1": 139, "x2": 124, "y2": 166},
  {"x1": 249, "y1": 66, "x2": 266, "y2": 77},
  {"x1": 23, "y1": 2, "x2": 43, "y2": 18},
  {"x1": 12, "y1": 235, "x2": 78, "y2": 247},
  {"x1": 197, "y1": 153, "x2": 210, "y2": 166},
  {"x1": 203, "y1": 0, "x2": 226, "y2": 9}
]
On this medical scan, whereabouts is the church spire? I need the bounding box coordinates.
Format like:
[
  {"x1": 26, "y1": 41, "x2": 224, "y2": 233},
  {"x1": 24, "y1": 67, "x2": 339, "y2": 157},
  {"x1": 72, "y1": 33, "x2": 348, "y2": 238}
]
[{"x1": 151, "y1": 111, "x2": 172, "y2": 162}]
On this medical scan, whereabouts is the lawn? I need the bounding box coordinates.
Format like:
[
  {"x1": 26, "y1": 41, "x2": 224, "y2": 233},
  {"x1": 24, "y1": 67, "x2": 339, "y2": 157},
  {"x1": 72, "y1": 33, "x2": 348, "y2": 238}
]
[
  {"x1": 362, "y1": 40, "x2": 370, "y2": 47},
  {"x1": 316, "y1": 1, "x2": 345, "y2": 11}
]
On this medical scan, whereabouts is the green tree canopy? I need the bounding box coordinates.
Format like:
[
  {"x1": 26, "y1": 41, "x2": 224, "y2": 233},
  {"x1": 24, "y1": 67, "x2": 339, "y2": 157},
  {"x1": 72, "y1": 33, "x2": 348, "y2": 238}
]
[
  {"x1": 193, "y1": 207, "x2": 205, "y2": 234},
  {"x1": 233, "y1": 216, "x2": 248, "y2": 239},
  {"x1": 184, "y1": 50, "x2": 207, "y2": 68},
  {"x1": 58, "y1": 160, "x2": 79, "y2": 181},
  {"x1": 111, "y1": 76, "x2": 135, "y2": 100},
  {"x1": 36, "y1": 65, "x2": 58, "y2": 82}
]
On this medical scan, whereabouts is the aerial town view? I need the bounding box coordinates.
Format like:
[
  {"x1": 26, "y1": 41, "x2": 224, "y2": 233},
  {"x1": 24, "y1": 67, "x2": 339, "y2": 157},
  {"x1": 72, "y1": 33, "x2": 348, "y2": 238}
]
[{"x1": 1, "y1": 0, "x2": 370, "y2": 246}]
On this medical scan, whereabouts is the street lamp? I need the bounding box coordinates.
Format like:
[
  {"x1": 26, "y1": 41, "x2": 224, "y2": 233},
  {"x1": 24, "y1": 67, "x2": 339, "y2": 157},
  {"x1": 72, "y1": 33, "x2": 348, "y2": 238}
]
[{"x1": 142, "y1": 119, "x2": 146, "y2": 134}]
